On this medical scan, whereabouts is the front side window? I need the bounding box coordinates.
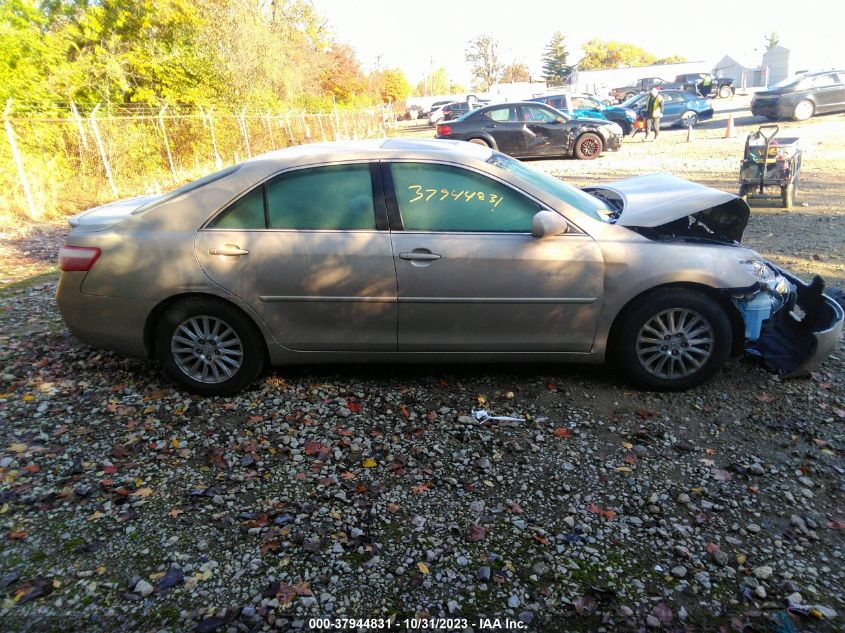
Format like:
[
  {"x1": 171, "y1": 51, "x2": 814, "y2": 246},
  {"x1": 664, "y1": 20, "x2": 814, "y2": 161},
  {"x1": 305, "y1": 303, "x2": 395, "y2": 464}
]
[
  {"x1": 390, "y1": 162, "x2": 539, "y2": 232},
  {"x1": 266, "y1": 164, "x2": 376, "y2": 230},
  {"x1": 523, "y1": 106, "x2": 557, "y2": 123},
  {"x1": 812, "y1": 74, "x2": 838, "y2": 88}
]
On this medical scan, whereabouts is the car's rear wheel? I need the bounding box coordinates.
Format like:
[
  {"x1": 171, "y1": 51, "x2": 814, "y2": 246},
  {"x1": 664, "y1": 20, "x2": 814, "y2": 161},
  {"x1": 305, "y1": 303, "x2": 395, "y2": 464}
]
[
  {"x1": 574, "y1": 133, "x2": 603, "y2": 160},
  {"x1": 793, "y1": 100, "x2": 814, "y2": 121},
  {"x1": 155, "y1": 297, "x2": 265, "y2": 396},
  {"x1": 679, "y1": 111, "x2": 699, "y2": 128},
  {"x1": 468, "y1": 138, "x2": 491, "y2": 147},
  {"x1": 616, "y1": 288, "x2": 732, "y2": 391},
  {"x1": 718, "y1": 85, "x2": 732, "y2": 98}
]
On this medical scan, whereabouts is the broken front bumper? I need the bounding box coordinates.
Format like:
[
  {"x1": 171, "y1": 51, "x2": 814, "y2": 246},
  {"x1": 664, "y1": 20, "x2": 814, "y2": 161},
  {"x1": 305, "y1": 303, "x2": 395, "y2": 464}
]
[{"x1": 734, "y1": 266, "x2": 844, "y2": 377}]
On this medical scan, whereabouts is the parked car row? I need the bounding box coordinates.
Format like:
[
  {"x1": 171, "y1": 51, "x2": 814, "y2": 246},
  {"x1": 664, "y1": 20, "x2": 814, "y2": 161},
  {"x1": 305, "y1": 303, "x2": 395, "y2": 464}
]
[{"x1": 610, "y1": 73, "x2": 735, "y2": 102}]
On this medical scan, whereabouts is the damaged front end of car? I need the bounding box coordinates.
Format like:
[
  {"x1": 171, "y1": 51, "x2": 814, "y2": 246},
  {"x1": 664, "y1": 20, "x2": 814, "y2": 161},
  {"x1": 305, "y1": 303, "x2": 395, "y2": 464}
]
[
  {"x1": 726, "y1": 263, "x2": 844, "y2": 377},
  {"x1": 583, "y1": 174, "x2": 844, "y2": 376}
]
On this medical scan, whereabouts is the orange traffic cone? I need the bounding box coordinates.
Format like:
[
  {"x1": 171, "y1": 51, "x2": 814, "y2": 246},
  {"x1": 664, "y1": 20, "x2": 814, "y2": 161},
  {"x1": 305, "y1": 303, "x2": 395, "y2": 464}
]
[{"x1": 724, "y1": 113, "x2": 735, "y2": 138}]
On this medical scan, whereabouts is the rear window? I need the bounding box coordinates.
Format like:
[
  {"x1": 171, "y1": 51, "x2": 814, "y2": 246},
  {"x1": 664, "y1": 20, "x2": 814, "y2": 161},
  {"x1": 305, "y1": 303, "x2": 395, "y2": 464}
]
[{"x1": 132, "y1": 165, "x2": 240, "y2": 215}]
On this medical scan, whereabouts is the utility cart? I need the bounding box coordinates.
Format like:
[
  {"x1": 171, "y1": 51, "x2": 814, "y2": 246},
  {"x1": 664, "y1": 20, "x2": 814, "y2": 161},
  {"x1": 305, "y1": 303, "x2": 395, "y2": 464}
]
[{"x1": 738, "y1": 124, "x2": 802, "y2": 209}]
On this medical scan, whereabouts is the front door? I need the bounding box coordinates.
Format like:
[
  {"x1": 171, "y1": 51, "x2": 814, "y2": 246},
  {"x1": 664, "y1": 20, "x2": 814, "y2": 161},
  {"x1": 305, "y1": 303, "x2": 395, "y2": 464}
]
[
  {"x1": 811, "y1": 73, "x2": 845, "y2": 112},
  {"x1": 521, "y1": 104, "x2": 572, "y2": 156},
  {"x1": 195, "y1": 163, "x2": 398, "y2": 352},
  {"x1": 385, "y1": 161, "x2": 604, "y2": 352}
]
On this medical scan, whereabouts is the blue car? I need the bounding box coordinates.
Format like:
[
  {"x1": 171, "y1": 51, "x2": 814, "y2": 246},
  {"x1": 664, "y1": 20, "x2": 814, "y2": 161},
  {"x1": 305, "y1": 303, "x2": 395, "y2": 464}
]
[
  {"x1": 620, "y1": 89, "x2": 714, "y2": 129},
  {"x1": 529, "y1": 93, "x2": 638, "y2": 135}
]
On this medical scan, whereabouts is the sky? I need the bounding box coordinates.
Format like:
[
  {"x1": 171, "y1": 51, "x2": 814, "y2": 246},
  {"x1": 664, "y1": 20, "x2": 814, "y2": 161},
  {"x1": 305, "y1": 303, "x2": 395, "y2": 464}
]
[{"x1": 310, "y1": 0, "x2": 841, "y2": 87}]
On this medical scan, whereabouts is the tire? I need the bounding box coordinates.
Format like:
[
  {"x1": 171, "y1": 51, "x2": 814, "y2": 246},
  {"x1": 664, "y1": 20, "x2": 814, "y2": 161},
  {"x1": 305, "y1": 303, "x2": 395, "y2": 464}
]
[
  {"x1": 625, "y1": 92, "x2": 635, "y2": 101},
  {"x1": 468, "y1": 138, "x2": 491, "y2": 147},
  {"x1": 718, "y1": 84, "x2": 732, "y2": 99},
  {"x1": 793, "y1": 100, "x2": 814, "y2": 121},
  {"x1": 679, "y1": 111, "x2": 699, "y2": 128},
  {"x1": 155, "y1": 297, "x2": 265, "y2": 396},
  {"x1": 782, "y1": 183, "x2": 794, "y2": 209},
  {"x1": 574, "y1": 133, "x2": 603, "y2": 160},
  {"x1": 615, "y1": 288, "x2": 732, "y2": 391}
]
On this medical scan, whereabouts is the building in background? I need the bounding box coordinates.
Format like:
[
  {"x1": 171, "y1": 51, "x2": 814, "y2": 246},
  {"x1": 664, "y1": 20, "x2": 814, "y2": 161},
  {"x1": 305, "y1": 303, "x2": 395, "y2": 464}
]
[{"x1": 714, "y1": 55, "x2": 763, "y2": 89}]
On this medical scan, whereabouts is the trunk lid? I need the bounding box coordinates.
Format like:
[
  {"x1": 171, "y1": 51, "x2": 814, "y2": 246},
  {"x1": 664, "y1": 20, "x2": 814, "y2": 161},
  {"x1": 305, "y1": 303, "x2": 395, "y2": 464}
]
[{"x1": 68, "y1": 195, "x2": 160, "y2": 232}]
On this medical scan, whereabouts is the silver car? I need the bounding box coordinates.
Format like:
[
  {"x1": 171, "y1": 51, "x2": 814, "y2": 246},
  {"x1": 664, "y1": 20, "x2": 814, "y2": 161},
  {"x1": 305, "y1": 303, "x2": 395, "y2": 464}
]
[{"x1": 56, "y1": 139, "x2": 843, "y2": 395}]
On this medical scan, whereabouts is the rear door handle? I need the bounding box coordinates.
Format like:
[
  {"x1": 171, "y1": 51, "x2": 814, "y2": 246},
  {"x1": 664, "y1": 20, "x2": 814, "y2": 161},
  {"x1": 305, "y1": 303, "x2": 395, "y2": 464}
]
[
  {"x1": 399, "y1": 251, "x2": 441, "y2": 261},
  {"x1": 208, "y1": 244, "x2": 249, "y2": 256}
]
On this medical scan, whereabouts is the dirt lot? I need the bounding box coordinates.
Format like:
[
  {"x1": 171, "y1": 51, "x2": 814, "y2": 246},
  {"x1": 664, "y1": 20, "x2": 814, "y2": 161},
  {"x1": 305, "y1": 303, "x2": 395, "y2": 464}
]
[{"x1": 1, "y1": 95, "x2": 843, "y2": 632}]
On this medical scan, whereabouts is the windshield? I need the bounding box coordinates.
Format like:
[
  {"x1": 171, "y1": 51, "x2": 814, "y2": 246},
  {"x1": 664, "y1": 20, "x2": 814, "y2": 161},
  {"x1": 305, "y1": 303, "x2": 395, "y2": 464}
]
[
  {"x1": 485, "y1": 153, "x2": 609, "y2": 222},
  {"x1": 619, "y1": 93, "x2": 647, "y2": 108},
  {"x1": 131, "y1": 164, "x2": 240, "y2": 215}
]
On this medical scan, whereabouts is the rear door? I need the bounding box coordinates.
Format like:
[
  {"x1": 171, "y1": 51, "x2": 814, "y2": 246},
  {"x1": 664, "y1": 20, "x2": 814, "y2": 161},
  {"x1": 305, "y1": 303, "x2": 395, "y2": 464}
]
[
  {"x1": 521, "y1": 104, "x2": 571, "y2": 156},
  {"x1": 480, "y1": 106, "x2": 525, "y2": 155},
  {"x1": 659, "y1": 92, "x2": 685, "y2": 127},
  {"x1": 195, "y1": 162, "x2": 398, "y2": 351}
]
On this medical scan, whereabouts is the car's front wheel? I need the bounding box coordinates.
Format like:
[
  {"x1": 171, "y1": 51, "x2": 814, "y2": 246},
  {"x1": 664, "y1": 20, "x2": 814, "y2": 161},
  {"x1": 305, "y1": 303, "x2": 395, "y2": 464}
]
[
  {"x1": 574, "y1": 133, "x2": 603, "y2": 160},
  {"x1": 616, "y1": 289, "x2": 732, "y2": 391},
  {"x1": 155, "y1": 297, "x2": 265, "y2": 396},
  {"x1": 679, "y1": 111, "x2": 699, "y2": 128}
]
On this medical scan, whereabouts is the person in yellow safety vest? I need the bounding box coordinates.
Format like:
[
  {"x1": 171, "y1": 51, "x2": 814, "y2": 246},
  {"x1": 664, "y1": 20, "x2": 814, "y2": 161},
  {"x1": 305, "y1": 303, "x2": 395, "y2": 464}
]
[
  {"x1": 699, "y1": 74, "x2": 713, "y2": 97},
  {"x1": 642, "y1": 87, "x2": 664, "y2": 141}
]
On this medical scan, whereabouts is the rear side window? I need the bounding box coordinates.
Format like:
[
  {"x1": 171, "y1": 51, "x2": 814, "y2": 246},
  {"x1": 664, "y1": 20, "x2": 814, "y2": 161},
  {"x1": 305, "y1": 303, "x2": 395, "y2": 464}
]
[
  {"x1": 485, "y1": 106, "x2": 518, "y2": 122},
  {"x1": 266, "y1": 164, "x2": 376, "y2": 230},
  {"x1": 390, "y1": 162, "x2": 538, "y2": 232},
  {"x1": 207, "y1": 187, "x2": 265, "y2": 229}
]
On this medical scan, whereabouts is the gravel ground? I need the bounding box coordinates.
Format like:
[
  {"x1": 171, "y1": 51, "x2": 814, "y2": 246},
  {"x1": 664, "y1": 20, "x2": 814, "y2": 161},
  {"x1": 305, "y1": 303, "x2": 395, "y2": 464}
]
[{"x1": 1, "y1": 97, "x2": 844, "y2": 633}]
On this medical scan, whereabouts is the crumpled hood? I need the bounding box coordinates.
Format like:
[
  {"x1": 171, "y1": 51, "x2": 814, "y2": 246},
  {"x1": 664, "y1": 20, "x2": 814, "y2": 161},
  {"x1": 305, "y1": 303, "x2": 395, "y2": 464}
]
[
  {"x1": 68, "y1": 194, "x2": 160, "y2": 232},
  {"x1": 583, "y1": 173, "x2": 750, "y2": 243}
]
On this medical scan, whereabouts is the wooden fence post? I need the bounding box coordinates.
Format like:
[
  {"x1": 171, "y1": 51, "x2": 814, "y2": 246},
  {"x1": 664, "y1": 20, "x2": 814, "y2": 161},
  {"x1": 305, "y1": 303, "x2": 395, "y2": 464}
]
[
  {"x1": 89, "y1": 103, "x2": 118, "y2": 198},
  {"x1": 3, "y1": 98, "x2": 38, "y2": 219},
  {"x1": 158, "y1": 104, "x2": 177, "y2": 184},
  {"x1": 318, "y1": 112, "x2": 326, "y2": 141},
  {"x1": 265, "y1": 112, "x2": 276, "y2": 150}
]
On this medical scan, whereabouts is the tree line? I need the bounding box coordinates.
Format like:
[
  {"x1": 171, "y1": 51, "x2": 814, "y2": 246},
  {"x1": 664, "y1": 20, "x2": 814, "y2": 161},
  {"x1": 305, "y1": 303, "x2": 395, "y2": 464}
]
[
  {"x1": 0, "y1": 0, "x2": 413, "y2": 115},
  {"x1": 465, "y1": 32, "x2": 688, "y2": 90}
]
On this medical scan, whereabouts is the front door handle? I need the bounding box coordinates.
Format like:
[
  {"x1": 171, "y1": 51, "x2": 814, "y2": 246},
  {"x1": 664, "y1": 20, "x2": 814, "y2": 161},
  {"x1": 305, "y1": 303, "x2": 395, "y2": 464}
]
[
  {"x1": 208, "y1": 244, "x2": 249, "y2": 256},
  {"x1": 399, "y1": 251, "x2": 441, "y2": 261}
]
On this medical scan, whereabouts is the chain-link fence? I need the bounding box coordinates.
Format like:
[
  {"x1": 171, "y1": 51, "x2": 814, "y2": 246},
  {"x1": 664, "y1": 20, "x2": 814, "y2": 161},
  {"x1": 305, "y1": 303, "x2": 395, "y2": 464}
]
[{"x1": 0, "y1": 101, "x2": 395, "y2": 227}]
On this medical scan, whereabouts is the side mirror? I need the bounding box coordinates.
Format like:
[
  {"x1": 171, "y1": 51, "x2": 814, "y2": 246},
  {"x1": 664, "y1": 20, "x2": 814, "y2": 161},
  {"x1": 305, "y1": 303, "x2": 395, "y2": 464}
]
[
  {"x1": 554, "y1": 116, "x2": 566, "y2": 124},
  {"x1": 532, "y1": 210, "x2": 568, "y2": 238}
]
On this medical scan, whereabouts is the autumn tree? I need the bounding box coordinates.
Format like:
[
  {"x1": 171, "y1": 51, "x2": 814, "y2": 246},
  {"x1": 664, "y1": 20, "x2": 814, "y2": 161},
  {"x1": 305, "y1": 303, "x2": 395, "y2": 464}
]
[
  {"x1": 541, "y1": 32, "x2": 571, "y2": 84},
  {"x1": 465, "y1": 34, "x2": 503, "y2": 91},
  {"x1": 374, "y1": 67, "x2": 411, "y2": 103},
  {"x1": 654, "y1": 55, "x2": 687, "y2": 64},
  {"x1": 579, "y1": 38, "x2": 656, "y2": 70},
  {"x1": 500, "y1": 62, "x2": 530, "y2": 83}
]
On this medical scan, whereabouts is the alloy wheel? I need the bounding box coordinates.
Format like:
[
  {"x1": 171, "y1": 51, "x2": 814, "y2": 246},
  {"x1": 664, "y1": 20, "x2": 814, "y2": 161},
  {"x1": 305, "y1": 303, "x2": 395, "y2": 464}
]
[
  {"x1": 635, "y1": 308, "x2": 714, "y2": 380},
  {"x1": 170, "y1": 315, "x2": 243, "y2": 384}
]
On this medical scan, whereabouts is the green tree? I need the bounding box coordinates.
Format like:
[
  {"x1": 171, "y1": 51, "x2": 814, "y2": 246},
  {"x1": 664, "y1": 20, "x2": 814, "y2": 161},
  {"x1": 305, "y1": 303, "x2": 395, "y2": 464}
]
[
  {"x1": 579, "y1": 38, "x2": 657, "y2": 70},
  {"x1": 415, "y1": 67, "x2": 453, "y2": 96},
  {"x1": 465, "y1": 34, "x2": 502, "y2": 91},
  {"x1": 541, "y1": 32, "x2": 571, "y2": 84},
  {"x1": 764, "y1": 31, "x2": 779, "y2": 50},
  {"x1": 501, "y1": 62, "x2": 530, "y2": 83}
]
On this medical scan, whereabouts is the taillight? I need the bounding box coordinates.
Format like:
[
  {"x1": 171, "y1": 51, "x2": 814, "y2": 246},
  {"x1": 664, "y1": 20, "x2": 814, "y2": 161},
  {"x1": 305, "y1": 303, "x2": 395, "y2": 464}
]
[
  {"x1": 59, "y1": 245, "x2": 101, "y2": 271},
  {"x1": 437, "y1": 124, "x2": 452, "y2": 136}
]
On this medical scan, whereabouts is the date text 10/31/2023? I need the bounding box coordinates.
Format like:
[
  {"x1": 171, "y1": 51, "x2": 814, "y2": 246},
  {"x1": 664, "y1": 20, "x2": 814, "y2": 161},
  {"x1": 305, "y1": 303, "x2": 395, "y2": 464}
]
[{"x1": 307, "y1": 617, "x2": 528, "y2": 630}]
